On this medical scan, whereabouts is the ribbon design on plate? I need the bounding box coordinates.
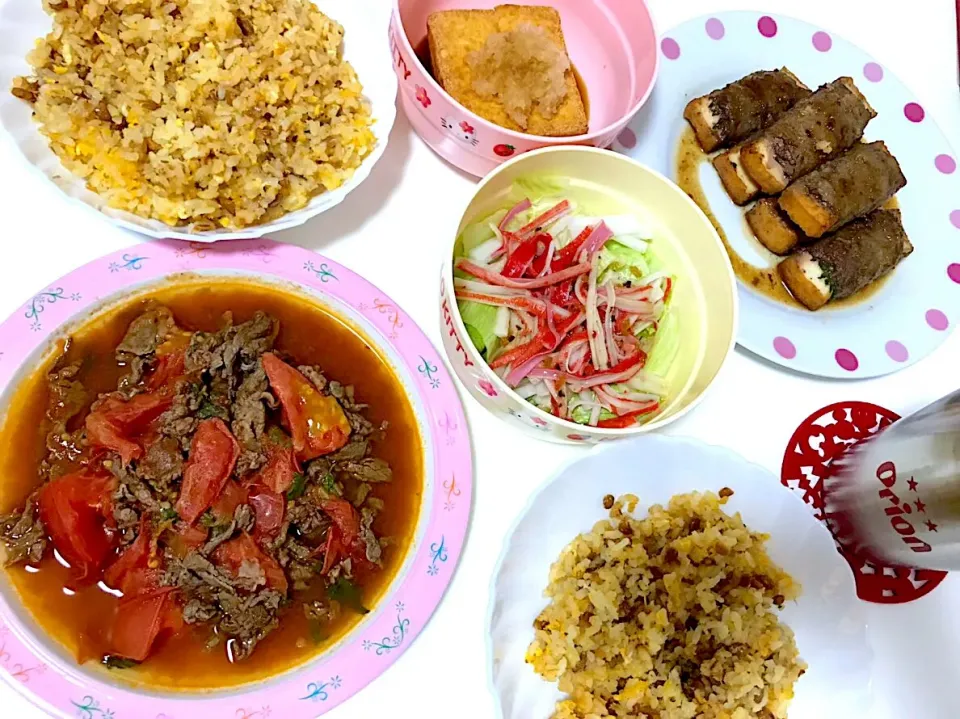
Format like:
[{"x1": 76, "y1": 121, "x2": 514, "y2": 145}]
[
  {"x1": 417, "y1": 356, "x2": 440, "y2": 389},
  {"x1": 71, "y1": 696, "x2": 114, "y2": 719},
  {"x1": 362, "y1": 602, "x2": 409, "y2": 656},
  {"x1": 108, "y1": 253, "x2": 149, "y2": 272},
  {"x1": 25, "y1": 287, "x2": 80, "y2": 331},
  {"x1": 303, "y1": 261, "x2": 337, "y2": 283},
  {"x1": 299, "y1": 675, "x2": 342, "y2": 702},
  {"x1": 427, "y1": 535, "x2": 448, "y2": 576},
  {"x1": 443, "y1": 475, "x2": 461, "y2": 512}
]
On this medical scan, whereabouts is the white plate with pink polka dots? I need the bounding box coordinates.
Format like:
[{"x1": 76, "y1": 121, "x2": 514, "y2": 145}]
[{"x1": 616, "y1": 11, "x2": 960, "y2": 379}]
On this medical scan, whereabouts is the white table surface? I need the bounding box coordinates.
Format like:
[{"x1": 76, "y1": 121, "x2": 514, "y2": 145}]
[{"x1": 0, "y1": 0, "x2": 958, "y2": 717}]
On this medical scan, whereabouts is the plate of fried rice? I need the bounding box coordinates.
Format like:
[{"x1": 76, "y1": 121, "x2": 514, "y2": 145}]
[
  {"x1": 0, "y1": 0, "x2": 396, "y2": 240},
  {"x1": 487, "y1": 436, "x2": 872, "y2": 719}
]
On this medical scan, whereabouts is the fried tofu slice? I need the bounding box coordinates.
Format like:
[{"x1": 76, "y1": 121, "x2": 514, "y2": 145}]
[
  {"x1": 714, "y1": 145, "x2": 760, "y2": 205},
  {"x1": 747, "y1": 198, "x2": 806, "y2": 255},
  {"x1": 426, "y1": 5, "x2": 588, "y2": 137}
]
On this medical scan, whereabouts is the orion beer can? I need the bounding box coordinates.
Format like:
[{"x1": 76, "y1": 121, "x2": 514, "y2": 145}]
[{"x1": 825, "y1": 391, "x2": 960, "y2": 572}]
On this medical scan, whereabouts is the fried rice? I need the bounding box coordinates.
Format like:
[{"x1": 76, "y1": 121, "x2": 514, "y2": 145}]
[
  {"x1": 11, "y1": 0, "x2": 375, "y2": 230},
  {"x1": 526, "y1": 491, "x2": 806, "y2": 719}
]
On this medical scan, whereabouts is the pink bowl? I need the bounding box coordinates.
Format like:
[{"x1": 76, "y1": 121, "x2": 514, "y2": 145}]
[{"x1": 389, "y1": 0, "x2": 659, "y2": 176}]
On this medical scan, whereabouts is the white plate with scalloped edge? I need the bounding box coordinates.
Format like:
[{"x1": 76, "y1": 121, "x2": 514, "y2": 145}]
[
  {"x1": 486, "y1": 435, "x2": 872, "y2": 719},
  {"x1": 0, "y1": 0, "x2": 396, "y2": 241}
]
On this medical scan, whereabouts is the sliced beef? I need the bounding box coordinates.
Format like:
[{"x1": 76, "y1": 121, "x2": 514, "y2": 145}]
[
  {"x1": 202, "y1": 504, "x2": 254, "y2": 556},
  {"x1": 230, "y1": 359, "x2": 273, "y2": 477},
  {"x1": 115, "y1": 307, "x2": 175, "y2": 395},
  {"x1": 185, "y1": 313, "x2": 277, "y2": 388},
  {"x1": 42, "y1": 360, "x2": 88, "y2": 478},
  {"x1": 337, "y1": 458, "x2": 392, "y2": 484},
  {"x1": 359, "y1": 506, "x2": 382, "y2": 565},
  {"x1": 117, "y1": 306, "x2": 175, "y2": 357},
  {"x1": 0, "y1": 495, "x2": 47, "y2": 565},
  {"x1": 137, "y1": 437, "x2": 184, "y2": 492},
  {"x1": 159, "y1": 381, "x2": 201, "y2": 449},
  {"x1": 275, "y1": 537, "x2": 318, "y2": 591},
  {"x1": 329, "y1": 437, "x2": 368, "y2": 462},
  {"x1": 219, "y1": 588, "x2": 282, "y2": 661},
  {"x1": 284, "y1": 487, "x2": 332, "y2": 540},
  {"x1": 297, "y1": 365, "x2": 328, "y2": 393}
]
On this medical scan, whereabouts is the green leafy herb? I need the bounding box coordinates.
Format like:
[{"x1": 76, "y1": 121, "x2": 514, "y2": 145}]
[
  {"x1": 267, "y1": 425, "x2": 293, "y2": 447},
  {"x1": 287, "y1": 473, "x2": 308, "y2": 501},
  {"x1": 159, "y1": 507, "x2": 179, "y2": 522},
  {"x1": 200, "y1": 511, "x2": 217, "y2": 528},
  {"x1": 102, "y1": 655, "x2": 140, "y2": 670},
  {"x1": 328, "y1": 577, "x2": 369, "y2": 615},
  {"x1": 307, "y1": 618, "x2": 326, "y2": 645},
  {"x1": 321, "y1": 473, "x2": 337, "y2": 495},
  {"x1": 197, "y1": 400, "x2": 228, "y2": 420}
]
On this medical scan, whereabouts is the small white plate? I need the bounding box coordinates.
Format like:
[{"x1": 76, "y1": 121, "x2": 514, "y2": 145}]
[
  {"x1": 486, "y1": 435, "x2": 872, "y2": 719},
  {"x1": 0, "y1": 0, "x2": 397, "y2": 241},
  {"x1": 616, "y1": 11, "x2": 960, "y2": 378}
]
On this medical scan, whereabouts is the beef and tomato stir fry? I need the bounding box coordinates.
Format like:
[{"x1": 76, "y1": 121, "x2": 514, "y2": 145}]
[{"x1": 0, "y1": 302, "x2": 400, "y2": 668}]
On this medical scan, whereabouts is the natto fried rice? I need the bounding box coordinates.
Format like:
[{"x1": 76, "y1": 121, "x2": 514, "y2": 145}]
[
  {"x1": 11, "y1": 0, "x2": 375, "y2": 230},
  {"x1": 526, "y1": 490, "x2": 806, "y2": 719}
]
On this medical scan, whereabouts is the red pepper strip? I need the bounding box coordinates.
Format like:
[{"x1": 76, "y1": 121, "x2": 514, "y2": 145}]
[
  {"x1": 545, "y1": 279, "x2": 577, "y2": 308},
  {"x1": 663, "y1": 277, "x2": 674, "y2": 303},
  {"x1": 597, "y1": 402, "x2": 660, "y2": 428},
  {"x1": 454, "y1": 290, "x2": 547, "y2": 317},
  {"x1": 489, "y1": 328, "x2": 552, "y2": 370},
  {"x1": 516, "y1": 200, "x2": 570, "y2": 240},
  {"x1": 527, "y1": 233, "x2": 556, "y2": 277},
  {"x1": 457, "y1": 259, "x2": 591, "y2": 290},
  {"x1": 551, "y1": 226, "x2": 594, "y2": 271},
  {"x1": 502, "y1": 233, "x2": 548, "y2": 278},
  {"x1": 491, "y1": 311, "x2": 585, "y2": 370}
]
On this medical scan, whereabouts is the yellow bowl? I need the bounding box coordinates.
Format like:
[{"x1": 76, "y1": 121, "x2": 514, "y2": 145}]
[{"x1": 440, "y1": 146, "x2": 738, "y2": 443}]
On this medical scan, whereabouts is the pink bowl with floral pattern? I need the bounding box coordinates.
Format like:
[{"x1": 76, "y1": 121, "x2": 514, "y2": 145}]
[{"x1": 390, "y1": 0, "x2": 659, "y2": 176}]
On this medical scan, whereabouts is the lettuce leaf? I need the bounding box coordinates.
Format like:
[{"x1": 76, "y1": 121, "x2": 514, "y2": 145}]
[
  {"x1": 645, "y1": 309, "x2": 680, "y2": 377},
  {"x1": 458, "y1": 301, "x2": 500, "y2": 358},
  {"x1": 597, "y1": 240, "x2": 650, "y2": 285}
]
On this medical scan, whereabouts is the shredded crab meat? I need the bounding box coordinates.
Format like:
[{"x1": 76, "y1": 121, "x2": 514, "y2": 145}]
[{"x1": 455, "y1": 197, "x2": 675, "y2": 429}]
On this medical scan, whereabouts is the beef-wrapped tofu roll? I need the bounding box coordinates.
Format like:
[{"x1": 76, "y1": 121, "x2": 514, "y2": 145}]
[
  {"x1": 779, "y1": 141, "x2": 906, "y2": 238},
  {"x1": 778, "y1": 209, "x2": 913, "y2": 310},
  {"x1": 714, "y1": 144, "x2": 761, "y2": 205},
  {"x1": 683, "y1": 68, "x2": 810, "y2": 153},
  {"x1": 747, "y1": 198, "x2": 807, "y2": 255},
  {"x1": 740, "y1": 78, "x2": 876, "y2": 194}
]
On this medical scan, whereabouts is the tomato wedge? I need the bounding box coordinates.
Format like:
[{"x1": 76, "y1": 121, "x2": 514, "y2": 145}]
[
  {"x1": 213, "y1": 532, "x2": 288, "y2": 595},
  {"x1": 108, "y1": 587, "x2": 179, "y2": 661},
  {"x1": 104, "y1": 520, "x2": 151, "y2": 593},
  {"x1": 262, "y1": 353, "x2": 351, "y2": 462},
  {"x1": 166, "y1": 523, "x2": 209, "y2": 558},
  {"x1": 85, "y1": 392, "x2": 173, "y2": 465},
  {"x1": 146, "y1": 350, "x2": 186, "y2": 391},
  {"x1": 38, "y1": 472, "x2": 116, "y2": 583},
  {"x1": 320, "y1": 498, "x2": 373, "y2": 571},
  {"x1": 248, "y1": 443, "x2": 297, "y2": 494},
  {"x1": 248, "y1": 486, "x2": 284, "y2": 542},
  {"x1": 175, "y1": 419, "x2": 240, "y2": 525},
  {"x1": 210, "y1": 480, "x2": 249, "y2": 523}
]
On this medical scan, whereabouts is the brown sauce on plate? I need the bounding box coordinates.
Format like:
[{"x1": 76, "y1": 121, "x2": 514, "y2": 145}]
[
  {"x1": 675, "y1": 127, "x2": 891, "y2": 310},
  {"x1": 0, "y1": 279, "x2": 423, "y2": 690}
]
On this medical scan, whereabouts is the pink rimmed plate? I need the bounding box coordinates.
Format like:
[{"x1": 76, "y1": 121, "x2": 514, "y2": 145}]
[
  {"x1": 617, "y1": 11, "x2": 960, "y2": 379},
  {"x1": 0, "y1": 239, "x2": 472, "y2": 717}
]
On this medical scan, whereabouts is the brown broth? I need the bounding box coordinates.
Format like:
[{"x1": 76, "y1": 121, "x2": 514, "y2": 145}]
[
  {"x1": 675, "y1": 127, "x2": 892, "y2": 310},
  {"x1": 0, "y1": 278, "x2": 423, "y2": 690}
]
